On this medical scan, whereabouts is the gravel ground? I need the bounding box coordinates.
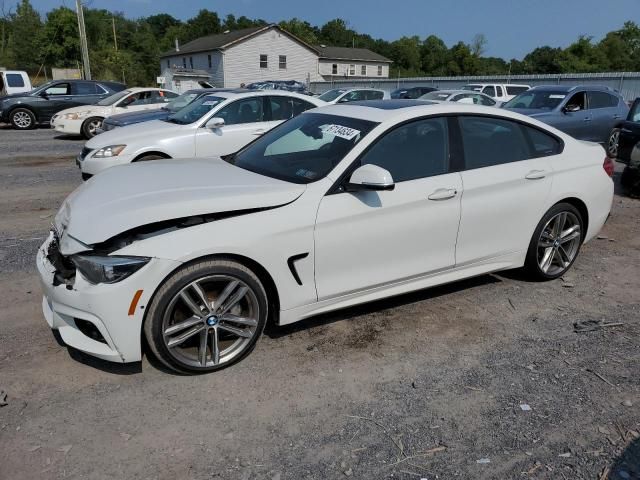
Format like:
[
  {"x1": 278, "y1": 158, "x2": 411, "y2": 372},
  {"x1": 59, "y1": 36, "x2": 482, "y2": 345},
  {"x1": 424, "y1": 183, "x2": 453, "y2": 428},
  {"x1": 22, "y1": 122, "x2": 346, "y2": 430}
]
[
  {"x1": 0, "y1": 138, "x2": 638, "y2": 480},
  {"x1": 0, "y1": 125, "x2": 85, "y2": 160}
]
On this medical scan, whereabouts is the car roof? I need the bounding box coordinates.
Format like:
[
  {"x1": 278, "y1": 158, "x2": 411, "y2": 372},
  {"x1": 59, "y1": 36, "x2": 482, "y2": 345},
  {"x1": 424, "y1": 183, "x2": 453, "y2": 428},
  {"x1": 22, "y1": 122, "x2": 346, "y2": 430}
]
[
  {"x1": 430, "y1": 89, "x2": 485, "y2": 95},
  {"x1": 124, "y1": 87, "x2": 170, "y2": 93},
  {"x1": 183, "y1": 88, "x2": 248, "y2": 95},
  {"x1": 200, "y1": 90, "x2": 323, "y2": 101},
  {"x1": 529, "y1": 84, "x2": 618, "y2": 94}
]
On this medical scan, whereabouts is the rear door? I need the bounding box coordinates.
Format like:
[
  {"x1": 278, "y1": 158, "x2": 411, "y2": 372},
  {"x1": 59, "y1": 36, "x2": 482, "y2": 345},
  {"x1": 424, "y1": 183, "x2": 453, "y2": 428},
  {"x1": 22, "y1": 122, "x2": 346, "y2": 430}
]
[
  {"x1": 194, "y1": 96, "x2": 268, "y2": 157},
  {"x1": 70, "y1": 81, "x2": 104, "y2": 106},
  {"x1": 455, "y1": 115, "x2": 560, "y2": 265},
  {"x1": 588, "y1": 91, "x2": 626, "y2": 143}
]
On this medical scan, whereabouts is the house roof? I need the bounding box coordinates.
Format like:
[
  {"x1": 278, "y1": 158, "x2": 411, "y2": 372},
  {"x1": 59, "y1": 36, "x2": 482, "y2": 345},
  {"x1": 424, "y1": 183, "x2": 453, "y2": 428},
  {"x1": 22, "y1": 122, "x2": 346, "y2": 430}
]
[{"x1": 316, "y1": 46, "x2": 392, "y2": 63}]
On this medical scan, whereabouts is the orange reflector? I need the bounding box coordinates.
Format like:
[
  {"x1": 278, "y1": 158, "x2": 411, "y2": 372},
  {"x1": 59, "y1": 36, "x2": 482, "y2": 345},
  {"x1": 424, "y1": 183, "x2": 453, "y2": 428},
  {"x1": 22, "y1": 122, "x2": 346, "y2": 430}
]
[{"x1": 128, "y1": 289, "x2": 144, "y2": 316}]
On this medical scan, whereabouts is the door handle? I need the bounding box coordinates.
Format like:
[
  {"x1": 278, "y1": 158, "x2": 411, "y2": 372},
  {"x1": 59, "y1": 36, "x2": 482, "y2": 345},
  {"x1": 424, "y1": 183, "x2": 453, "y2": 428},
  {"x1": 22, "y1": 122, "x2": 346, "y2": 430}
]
[
  {"x1": 525, "y1": 169, "x2": 547, "y2": 180},
  {"x1": 583, "y1": 117, "x2": 592, "y2": 122},
  {"x1": 252, "y1": 129, "x2": 266, "y2": 136},
  {"x1": 613, "y1": 114, "x2": 621, "y2": 119},
  {"x1": 428, "y1": 188, "x2": 457, "y2": 201}
]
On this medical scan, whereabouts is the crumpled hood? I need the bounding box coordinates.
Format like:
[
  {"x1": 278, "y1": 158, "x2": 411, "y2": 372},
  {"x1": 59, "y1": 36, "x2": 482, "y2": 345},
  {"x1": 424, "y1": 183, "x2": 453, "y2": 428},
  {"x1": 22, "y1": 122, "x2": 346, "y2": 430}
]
[
  {"x1": 85, "y1": 119, "x2": 180, "y2": 149},
  {"x1": 55, "y1": 158, "x2": 305, "y2": 249},
  {"x1": 106, "y1": 109, "x2": 168, "y2": 126}
]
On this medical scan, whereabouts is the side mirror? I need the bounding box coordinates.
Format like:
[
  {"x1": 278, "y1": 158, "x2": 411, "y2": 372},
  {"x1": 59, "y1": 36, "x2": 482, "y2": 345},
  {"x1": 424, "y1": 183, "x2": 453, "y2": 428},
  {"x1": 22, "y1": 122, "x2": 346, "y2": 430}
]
[
  {"x1": 563, "y1": 104, "x2": 580, "y2": 113},
  {"x1": 206, "y1": 117, "x2": 225, "y2": 129},
  {"x1": 338, "y1": 97, "x2": 351, "y2": 103},
  {"x1": 348, "y1": 164, "x2": 395, "y2": 191},
  {"x1": 40, "y1": 92, "x2": 49, "y2": 99}
]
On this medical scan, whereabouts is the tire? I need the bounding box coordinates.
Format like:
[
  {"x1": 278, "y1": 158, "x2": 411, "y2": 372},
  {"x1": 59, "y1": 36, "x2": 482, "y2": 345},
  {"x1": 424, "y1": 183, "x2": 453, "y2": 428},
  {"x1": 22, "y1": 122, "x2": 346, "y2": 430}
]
[
  {"x1": 10, "y1": 108, "x2": 36, "y2": 130},
  {"x1": 144, "y1": 259, "x2": 268, "y2": 374},
  {"x1": 524, "y1": 203, "x2": 584, "y2": 280},
  {"x1": 81, "y1": 173, "x2": 93, "y2": 181},
  {"x1": 607, "y1": 128, "x2": 620, "y2": 158},
  {"x1": 621, "y1": 166, "x2": 640, "y2": 197},
  {"x1": 81, "y1": 117, "x2": 103, "y2": 139}
]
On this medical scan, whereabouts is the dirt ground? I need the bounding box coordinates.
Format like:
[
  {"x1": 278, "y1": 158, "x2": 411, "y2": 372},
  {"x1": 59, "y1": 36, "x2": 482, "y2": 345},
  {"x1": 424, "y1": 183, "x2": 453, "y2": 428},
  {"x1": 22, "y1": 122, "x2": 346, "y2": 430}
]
[{"x1": 0, "y1": 129, "x2": 638, "y2": 480}]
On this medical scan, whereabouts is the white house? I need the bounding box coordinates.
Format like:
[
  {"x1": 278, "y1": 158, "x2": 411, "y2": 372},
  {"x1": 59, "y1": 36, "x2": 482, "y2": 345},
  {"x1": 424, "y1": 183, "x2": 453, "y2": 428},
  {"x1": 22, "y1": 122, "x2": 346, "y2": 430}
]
[{"x1": 159, "y1": 24, "x2": 392, "y2": 88}]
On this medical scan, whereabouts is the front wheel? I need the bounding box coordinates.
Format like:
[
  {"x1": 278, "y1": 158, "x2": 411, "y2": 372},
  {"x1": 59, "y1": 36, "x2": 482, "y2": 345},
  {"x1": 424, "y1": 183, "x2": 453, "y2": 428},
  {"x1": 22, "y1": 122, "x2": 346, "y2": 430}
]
[
  {"x1": 524, "y1": 203, "x2": 584, "y2": 280},
  {"x1": 10, "y1": 108, "x2": 36, "y2": 130},
  {"x1": 81, "y1": 117, "x2": 103, "y2": 139},
  {"x1": 144, "y1": 259, "x2": 268, "y2": 374}
]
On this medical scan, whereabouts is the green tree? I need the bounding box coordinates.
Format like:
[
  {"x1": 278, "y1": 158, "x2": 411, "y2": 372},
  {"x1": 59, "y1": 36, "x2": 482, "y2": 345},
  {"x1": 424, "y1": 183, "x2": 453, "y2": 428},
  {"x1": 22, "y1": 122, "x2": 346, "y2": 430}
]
[
  {"x1": 39, "y1": 7, "x2": 79, "y2": 69},
  {"x1": 420, "y1": 35, "x2": 449, "y2": 75},
  {"x1": 278, "y1": 18, "x2": 318, "y2": 45},
  {"x1": 8, "y1": 0, "x2": 42, "y2": 70}
]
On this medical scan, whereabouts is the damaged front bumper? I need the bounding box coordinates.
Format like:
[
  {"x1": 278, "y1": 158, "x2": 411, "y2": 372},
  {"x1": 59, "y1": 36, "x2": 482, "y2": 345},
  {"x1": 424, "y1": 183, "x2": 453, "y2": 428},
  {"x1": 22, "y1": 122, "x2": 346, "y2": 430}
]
[{"x1": 36, "y1": 231, "x2": 180, "y2": 363}]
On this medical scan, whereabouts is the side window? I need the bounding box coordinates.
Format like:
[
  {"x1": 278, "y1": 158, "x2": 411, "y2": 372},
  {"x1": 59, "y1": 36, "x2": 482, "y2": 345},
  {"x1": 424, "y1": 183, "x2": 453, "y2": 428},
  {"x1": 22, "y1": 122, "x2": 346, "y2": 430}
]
[
  {"x1": 216, "y1": 97, "x2": 264, "y2": 125},
  {"x1": 359, "y1": 117, "x2": 449, "y2": 182},
  {"x1": 6, "y1": 73, "x2": 25, "y2": 88},
  {"x1": 149, "y1": 90, "x2": 178, "y2": 103},
  {"x1": 44, "y1": 83, "x2": 70, "y2": 95},
  {"x1": 366, "y1": 90, "x2": 384, "y2": 100},
  {"x1": 523, "y1": 125, "x2": 562, "y2": 158},
  {"x1": 269, "y1": 96, "x2": 294, "y2": 121},
  {"x1": 120, "y1": 91, "x2": 152, "y2": 106},
  {"x1": 566, "y1": 91, "x2": 586, "y2": 111},
  {"x1": 629, "y1": 100, "x2": 640, "y2": 123},
  {"x1": 495, "y1": 86, "x2": 504, "y2": 97},
  {"x1": 259, "y1": 54, "x2": 268, "y2": 69},
  {"x1": 588, "y1": 91, "x2": 618, "y2": 109},
  {"x1": 73, "y1": 82, "x2": 98, "y2": 95},
  {"x1": 482, "y1": 85, "x2": 496, "y2": 97},
  {"x1": 459, "y1": 116, "x2": 532, "y2": 169},
  {"x1": 291, "y1": 98, "x2": 317, "y2": 116}
]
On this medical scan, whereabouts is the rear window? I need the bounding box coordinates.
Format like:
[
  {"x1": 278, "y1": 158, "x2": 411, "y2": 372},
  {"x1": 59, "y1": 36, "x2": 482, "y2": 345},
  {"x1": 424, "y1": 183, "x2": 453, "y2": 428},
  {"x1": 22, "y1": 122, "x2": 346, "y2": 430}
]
[
  {"x1": 506, "y1": 85, "x2": 529, "y2": 95},
  {"x1": 589, "y1": 91, "x2": 619, "y2": 109},
  {"x1": 6, "y1": 73, "x2": 25, "y2": 88},
  {"x1": 462, "y1": 85, "x2": 482, "y2": 92}
]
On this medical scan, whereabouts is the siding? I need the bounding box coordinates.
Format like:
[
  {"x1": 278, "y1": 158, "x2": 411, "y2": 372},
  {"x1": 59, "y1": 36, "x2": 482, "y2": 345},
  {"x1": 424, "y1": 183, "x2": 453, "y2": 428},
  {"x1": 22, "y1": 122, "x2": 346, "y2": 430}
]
[
  {"x1": 318, "y1": 60, "x2": 389, "y2": 80},
  {"x1": 160, "y1": 51, "x2": 223, "y2": 86},
  {"x1": 222, "y1": 29, "x2": 321, "y2": 87}
]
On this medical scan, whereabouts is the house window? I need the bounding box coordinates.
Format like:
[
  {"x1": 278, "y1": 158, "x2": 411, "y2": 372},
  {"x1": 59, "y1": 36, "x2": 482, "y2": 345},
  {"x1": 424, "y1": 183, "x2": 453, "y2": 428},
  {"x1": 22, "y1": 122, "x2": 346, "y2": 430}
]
[
  {"x1": 377, "y1": 65, "x2": 383, "y2": 76},
  {"x1": 361, "y1": 65, "x2": 366, "y2": 76},
  {"x1": 260, "y1": 54, "x2": 268, "y2": 68},
  {"x1": 332, "y1": 64, "x2": 338, "y2": 75},
  {"x1": 349, "y1": 64, "x2": 356, "y2": 76},
  {"x1": 279, "y1": 55, "x2": 287, "y2": 69},
  {"x1": 182, "y1": 58, "x2": 186, "y2": 68},
  {"x1": 208, "y1": 55, "x2": 212, "y2": 69},
  {"x1": 166, "y1": 60, "x2": 170, "y2": 69},
  {"x1": 189, "y1": 57, "x2": 193, "y2": 69}
]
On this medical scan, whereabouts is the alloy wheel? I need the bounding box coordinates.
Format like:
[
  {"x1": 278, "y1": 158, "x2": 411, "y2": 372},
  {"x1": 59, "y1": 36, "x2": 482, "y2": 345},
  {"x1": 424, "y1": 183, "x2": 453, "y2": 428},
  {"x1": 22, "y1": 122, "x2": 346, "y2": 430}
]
[
  {"x1": 161, "y1": 275, "x2": 260, "y2": 369},
  {"x1": 86, "y1": 119, "x2": 102, "y2": 137},
  {"x1": 13, "y1": 111, "x2": 32, "y2": 128},
  {"x1": 536, "y1": 211, "x2": 581, "y2": 276},
  {"x1": 608, "y1": 130, "x2": 620, "y2": 158}
]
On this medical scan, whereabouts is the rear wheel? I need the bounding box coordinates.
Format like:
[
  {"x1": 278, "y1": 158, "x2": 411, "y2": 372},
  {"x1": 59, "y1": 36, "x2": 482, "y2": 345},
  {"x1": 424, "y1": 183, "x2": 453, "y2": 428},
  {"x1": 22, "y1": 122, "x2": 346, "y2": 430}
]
[
  {"x1": 524, "y1": 203, "x2": 584, "y2": 280},
  {"x1": 81, "y1": 117, "x2": 104, "y2": 139},
  {"x1": 607, "y1": 128, "x2": 620, "y2": 158},
  {"x1": 10, "y1": 108, "x2": 35, "y2": 130},
  {"x1": 144, "y1": 259, "x2": 268, "y2": 374}
]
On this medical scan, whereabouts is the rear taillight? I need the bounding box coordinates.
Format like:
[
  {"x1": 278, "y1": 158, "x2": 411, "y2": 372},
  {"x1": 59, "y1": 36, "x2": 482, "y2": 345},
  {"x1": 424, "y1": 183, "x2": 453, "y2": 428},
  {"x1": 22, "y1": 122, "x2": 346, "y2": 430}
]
[{"x1": 603, "y1": 156, "x2": 615, "y2": 177}]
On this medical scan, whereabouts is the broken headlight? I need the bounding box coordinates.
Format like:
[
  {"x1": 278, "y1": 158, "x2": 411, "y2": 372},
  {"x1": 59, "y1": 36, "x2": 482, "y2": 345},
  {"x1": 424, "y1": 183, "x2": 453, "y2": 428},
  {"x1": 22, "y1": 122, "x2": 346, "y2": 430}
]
[{"x1": 71, "y1": 255, "x2": 150, "y2": 284}]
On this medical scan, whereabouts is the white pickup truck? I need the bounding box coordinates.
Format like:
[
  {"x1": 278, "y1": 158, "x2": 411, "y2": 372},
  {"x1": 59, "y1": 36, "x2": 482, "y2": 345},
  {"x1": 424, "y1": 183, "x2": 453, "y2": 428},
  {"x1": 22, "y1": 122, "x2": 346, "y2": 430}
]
[
  {"x1": 462, "y1": 83, "x2": 530, "y2": 103},
  {"x1": 0, "y1": 70, "x2": 32, "y2": 96}
]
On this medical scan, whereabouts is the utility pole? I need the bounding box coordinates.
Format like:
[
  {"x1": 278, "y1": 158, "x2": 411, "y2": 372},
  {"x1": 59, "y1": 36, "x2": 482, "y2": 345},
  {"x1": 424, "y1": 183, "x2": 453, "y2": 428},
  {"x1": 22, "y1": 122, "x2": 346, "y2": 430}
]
[
  {"x1": 112, "y1": 17, "x2": 117, "y2": 51},
  {"x1": 75, "y1": 0, "x2": 91, "y2": 79}
]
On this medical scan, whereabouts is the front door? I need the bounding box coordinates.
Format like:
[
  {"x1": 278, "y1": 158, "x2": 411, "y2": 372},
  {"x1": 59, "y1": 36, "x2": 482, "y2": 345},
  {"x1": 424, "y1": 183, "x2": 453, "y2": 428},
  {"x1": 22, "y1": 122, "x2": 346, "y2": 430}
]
[
  {"x1": 455, "y1": 115, "x2": 558, "y2": 265},
  {"x1": 194, "y1": 97, "x2": 268, "y2": 157},
  {"x1": 39, "y1": 82, "x2": 73, "y2": 121},
  {"x1": 314, "y1": 117, "x2": 462, "y2": 300},
  {"x1": 555, "y1": 91, "x2": 592, "y2": 140}
]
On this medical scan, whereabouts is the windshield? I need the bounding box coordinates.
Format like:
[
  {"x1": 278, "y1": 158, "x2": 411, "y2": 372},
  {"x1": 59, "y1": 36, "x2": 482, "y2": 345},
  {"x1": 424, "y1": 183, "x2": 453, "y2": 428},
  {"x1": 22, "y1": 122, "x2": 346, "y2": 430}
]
[
  {"x1": 462, "y1": 85, "x2": 482, "y2": 92},
  {"x1": 97, "y1": 90, "x2": 131, "y2": 106},
  {"x1": 29, "y1": 80, "x2": 56, "y2": 95},
  {"x1": 503, "y1": 91, "x2": 567, "y2": 110},
  {"x1": 421, "y1": 91, "x2": 452, "y2": 101},
  {"x1": 229, "y1": 113, "x2": 378, "y2": 184},
  {"x1": 318, "y1": 89, "x2": 347, "y2": 102},
  {"x1": 166, "y1": 92, "x2": 201, "y2": 113},
  {"x1": 166, "y1": 95, "x2": 225, "y2": 125}
]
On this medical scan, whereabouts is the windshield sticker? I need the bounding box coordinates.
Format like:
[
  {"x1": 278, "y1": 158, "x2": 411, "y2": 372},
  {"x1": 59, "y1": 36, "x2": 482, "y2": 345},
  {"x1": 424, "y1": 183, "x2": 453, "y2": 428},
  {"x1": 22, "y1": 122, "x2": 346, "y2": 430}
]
[
  {"x1": 295, "y1": 168, "x2": 317, "y2": 180},
  {"x1": 549, "y1": 94, "x2": 566, "y2": 99},
  {"x1": 321, "y1": 124, "x2": 361, "y2": 140}
]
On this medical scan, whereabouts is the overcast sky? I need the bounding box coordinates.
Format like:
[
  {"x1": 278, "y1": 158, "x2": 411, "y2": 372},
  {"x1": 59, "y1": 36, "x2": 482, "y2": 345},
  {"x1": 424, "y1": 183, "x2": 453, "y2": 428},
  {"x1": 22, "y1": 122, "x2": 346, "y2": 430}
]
[{"x1": 26, "y1": 0, "x2": 640, "y2": 59}]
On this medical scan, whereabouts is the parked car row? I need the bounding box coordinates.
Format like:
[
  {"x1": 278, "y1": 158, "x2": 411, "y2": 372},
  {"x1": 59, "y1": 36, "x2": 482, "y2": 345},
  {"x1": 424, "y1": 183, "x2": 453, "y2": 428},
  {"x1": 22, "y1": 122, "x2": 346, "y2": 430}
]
[{"x1": 38, "y1": 98, "x2": 615, "y2": 374}]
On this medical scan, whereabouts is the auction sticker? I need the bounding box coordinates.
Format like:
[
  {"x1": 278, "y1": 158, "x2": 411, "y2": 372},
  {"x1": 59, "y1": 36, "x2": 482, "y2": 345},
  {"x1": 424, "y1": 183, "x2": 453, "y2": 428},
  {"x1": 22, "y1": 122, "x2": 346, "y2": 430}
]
[{"x1": 322, "y1": 124, "x2": 361, "y2": 140}]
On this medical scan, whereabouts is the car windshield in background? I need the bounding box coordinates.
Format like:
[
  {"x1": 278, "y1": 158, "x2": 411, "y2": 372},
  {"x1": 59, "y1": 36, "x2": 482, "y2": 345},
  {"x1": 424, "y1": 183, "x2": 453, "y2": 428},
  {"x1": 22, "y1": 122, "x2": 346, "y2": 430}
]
[
  {"x1": 421, "y1": 91, "x2": 452, "y2": 101},
  {"x1": 166, "y1": 92, "x2": 200, "y2": 112},
  {"x1": 318, "y1": 89, "x2": 347, "y2": 102},
  {"x1": 462, "y1": 85, "x2": 482, "y2": 92},
  {"x1": 503, "y1": 91, "x2": 566, "y2": 110},
  {"x1": 229, "y1": 113, "x2": 378, "y2": 184},
  {"x1": 166, "y1": 95, "x2": 225, "y2": 125},
  {"x1": 97, "y1": 90, "x2": 131, "y2": 106}
]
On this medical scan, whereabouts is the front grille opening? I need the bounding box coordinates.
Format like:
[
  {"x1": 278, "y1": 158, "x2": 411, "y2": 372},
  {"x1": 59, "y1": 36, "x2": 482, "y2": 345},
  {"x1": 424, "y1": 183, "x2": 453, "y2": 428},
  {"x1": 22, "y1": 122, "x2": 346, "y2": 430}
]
[
  {"x1": 74, "y1": 318, "x2": 107, "y2": 344},
  {"x1": 46, "y1": 235, "x2": 76, "y2": 286},
  {"x1": 80, "y1": 147, "x2": 92, "y2": 160}
]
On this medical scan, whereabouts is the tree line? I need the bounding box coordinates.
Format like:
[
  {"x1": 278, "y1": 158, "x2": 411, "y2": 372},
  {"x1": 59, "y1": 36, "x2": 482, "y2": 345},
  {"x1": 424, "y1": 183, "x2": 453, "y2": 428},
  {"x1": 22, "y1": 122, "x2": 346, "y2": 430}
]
[{"x1": 0, "y1": 0, "x2": 639, "y2": 86}]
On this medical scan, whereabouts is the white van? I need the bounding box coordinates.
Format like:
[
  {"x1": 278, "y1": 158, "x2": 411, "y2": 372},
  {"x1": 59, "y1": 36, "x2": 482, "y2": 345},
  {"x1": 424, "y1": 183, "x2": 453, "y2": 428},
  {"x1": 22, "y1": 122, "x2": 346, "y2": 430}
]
[
  {"x1": 462, "y1": 83, "x2": 530, "y2": 103},
  {"x1": 0, "y1": 70, "x2": 32, "y2": 96}
]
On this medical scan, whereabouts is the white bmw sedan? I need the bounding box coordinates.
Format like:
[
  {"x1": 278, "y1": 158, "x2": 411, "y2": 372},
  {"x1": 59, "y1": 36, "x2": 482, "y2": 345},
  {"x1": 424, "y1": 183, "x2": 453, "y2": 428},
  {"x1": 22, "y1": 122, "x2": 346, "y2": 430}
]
[
  {"x1": 37, "y1": 100, "x2": 614, "y2": 374},
  {"x1": 77, "y1": 90, "x2": 326, "y2": 180}
]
